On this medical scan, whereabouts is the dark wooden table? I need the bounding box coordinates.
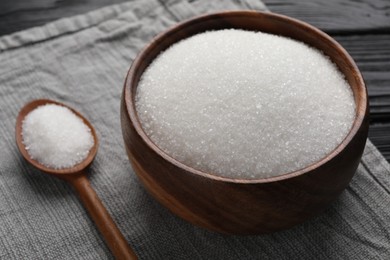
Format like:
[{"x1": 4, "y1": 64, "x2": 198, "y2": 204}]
[{"x1": 1, "y1": 0, "x2": 389, "y2": 161}]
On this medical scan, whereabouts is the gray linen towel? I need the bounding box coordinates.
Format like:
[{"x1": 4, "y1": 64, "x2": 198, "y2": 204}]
[{"x1": 0, "y1": 0, "x2": 389, "y2": 259}]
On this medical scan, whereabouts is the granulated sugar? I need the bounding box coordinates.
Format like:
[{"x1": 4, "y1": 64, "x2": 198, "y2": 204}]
[
  {"x1": 136, "y1": 29, "x2": 356, "y2": 179},
  {"x1": 22, "y1": 104, "x2": 94, "y2": 169}
]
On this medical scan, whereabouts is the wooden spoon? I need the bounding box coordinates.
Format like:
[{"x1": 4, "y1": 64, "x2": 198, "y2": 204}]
[{"x1": 16, "y1": 99, "x2": 138, "y2": 260}]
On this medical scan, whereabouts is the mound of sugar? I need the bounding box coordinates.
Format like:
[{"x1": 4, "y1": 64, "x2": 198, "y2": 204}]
[
  {"x1": 22, "y1": 104, "x2": 94, "y2": 169},
  {"x1": 136, "y1": 29, "x2": 356, "y2": 179}
]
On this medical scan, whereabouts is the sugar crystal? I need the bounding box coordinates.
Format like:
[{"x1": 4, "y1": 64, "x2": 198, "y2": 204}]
[
  {"x1": 22, "y1": 104, "x2": 94, "y2": 169},
  {"x1": 136, "y1": 29, "x2": 356, "y2": 179}
]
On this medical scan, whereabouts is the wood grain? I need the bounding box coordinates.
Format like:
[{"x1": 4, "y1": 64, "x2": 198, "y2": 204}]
[
  {"x1": 0, "y1": 0, "x2": 128, "y2": 35},
  {"x1": 263, "y1": 0, "x2": 390, "y2": 32},
  {"x1": 335, "y1": 35, "x2": 390, "y2": 122},
  {"x1": 369, "y1": 123, "x2": 390, "y2": 159},
  {"x1": 1, "y1": 0, "x2": 389, "y2": 36},
  {"x1": 121, "y1": 11, "x2": 369, "y2": 234}
]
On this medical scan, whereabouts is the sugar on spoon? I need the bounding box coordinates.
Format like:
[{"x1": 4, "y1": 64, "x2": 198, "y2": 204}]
[{"x1": 15, "y1": 99, "x2": 137, "y2": 260}]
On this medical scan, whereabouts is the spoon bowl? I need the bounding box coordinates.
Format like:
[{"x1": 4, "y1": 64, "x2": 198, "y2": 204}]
[
  {"x1": 16, "y1": 99, "x2": 138, "y2": 260},
  {"x1": 15, "y1": 99, "x2": 99, "y2": 175}
]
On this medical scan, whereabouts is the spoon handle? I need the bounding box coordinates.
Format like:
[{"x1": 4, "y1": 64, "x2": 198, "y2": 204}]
[{"x1": 67, "y1": 174, "x2": 138, "y2": 260}]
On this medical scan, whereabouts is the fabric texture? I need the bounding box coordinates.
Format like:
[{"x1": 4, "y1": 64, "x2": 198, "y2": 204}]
[{"x1": 0, "y1": 0, "x2": 389, "y2": 259}]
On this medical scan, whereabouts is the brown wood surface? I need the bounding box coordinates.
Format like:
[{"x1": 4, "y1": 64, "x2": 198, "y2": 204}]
[
  {"x1": 16, "y1": 99, "x2": 138, "y2": 260},
  {"x1": 121, "y1": 11, "x2": 370, "y2": 234}
]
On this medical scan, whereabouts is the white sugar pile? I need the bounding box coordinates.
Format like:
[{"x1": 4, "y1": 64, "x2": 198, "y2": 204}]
[
  {"x1": 22, "y1": 104, "x2": 94, "y2": 169},
  {"x1": 136, "y1": 29, "x2": 356, "y2": 179}
]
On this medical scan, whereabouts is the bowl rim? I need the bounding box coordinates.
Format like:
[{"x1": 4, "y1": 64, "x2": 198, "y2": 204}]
[{"x1": 124, "y1": 10, "x2": 368, "y2": 184}]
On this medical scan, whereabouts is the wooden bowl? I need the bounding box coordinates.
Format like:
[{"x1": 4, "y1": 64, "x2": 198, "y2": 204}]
[{"x1": 121, "y1": 11, "x2": 369, "y2": 234}]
